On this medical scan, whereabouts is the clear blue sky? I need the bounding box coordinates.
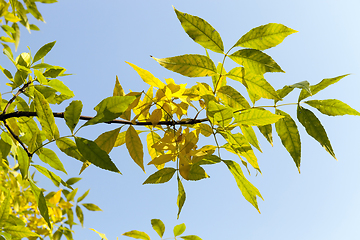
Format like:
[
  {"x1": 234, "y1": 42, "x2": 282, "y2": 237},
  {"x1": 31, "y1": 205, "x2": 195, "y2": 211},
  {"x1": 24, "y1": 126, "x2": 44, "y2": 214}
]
[{"x1": 2, "y1": 0, "x2": 360, "y2": 239}]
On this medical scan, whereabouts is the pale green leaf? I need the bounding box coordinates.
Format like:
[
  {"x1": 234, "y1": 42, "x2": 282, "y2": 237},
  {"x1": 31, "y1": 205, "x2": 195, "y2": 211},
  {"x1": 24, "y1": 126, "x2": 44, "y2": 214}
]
[
  {"x1": 174, "y1": 7, "x2": 224, "y2": 53},
  {"x1": 234, "y1": 108, "x2": 283, "y2": 126},
  {"x1": 94, "y1": 127, "x2": 121, "y2": 154},
  {"x1": 143, "y1": 167, "x2": 176, "y2": 184},
  {"x1": 33, "y1": 89, "x2": 59, "y2": 140},
  {"x1": 82, "y1": 203, "x2": 102, "y2": 211},
  {"x1": 77, "y1": 189, "x2": 90, "y2": 203},
  {"x1": 298, "y1": 74, "x2": 349, "y2": 101},
  {"x1": 16, "y1": 146, "x2": 29, "y2": 179},
  {"x1": 32, "y1": 164, "x2": 62, "y2": 187},
  {"x1": 122, "y1": 230, "x2": 150, "y2": 240},
  {"x1": 151, "y1": 219, "x2": 165, "y2": 238},
  {"x1": 177, "y1": 176, "x2": 186, "y2": 219},
  {"x1": 276, "y1": 85, "x2": 294, "y2": 100},
  {"x1": 47, "y1": 79, "x2": 74, "y2": 97},
  {"x1": 226, "y1": 66, "x2": 247, "y2": 85},
  {"x1": 64, "y1": 100, "x2": 83, "y2": 133},
  {"x1": 207, "y1": 101, "x2": 233, "y2": 127},
  {"x1": 33, "y1": 41, "x2": 56, "y2": 63},
  {"x1": 174, "y1": 223, "x2": 186, "y2": 237},
  {"x1": 223, "y1": 160, "x2": 263, "y2": 213},
  {"x1": 229, "y1": 49, "x2": 284, "y2": 75},
  {"x1": 2, "y1": 226, "x2": 40, "y2": 238},
  {"x1": 37, "y1": 148, "x2": 67, "y2": 174},
  {"x1": 297, "y1": 106, "x2": 336, "y2": 159},
  {"x1": 305, "y1": 99, "x2": 360, "y2": 116},
  {"x1": 152, "y1": 54, "x2": 216, "y2": 77},
  {"x1": 290, "y1": 81, "x2": 311, "y2": 96},
  {"x1": 29, "y1": 179, "x2": 51, "y2": 228},
  {"x1": 275, "y1": 109, "x2": 301, "y2": 171},
  {"x1": 243, "y1": 72, "x2": 280, "y2": 101},
  {"x1": 75, "y1": 137, "x2": 121, "y2": 173},
  {"x1": 114, "y1": 75, "x2": 125, "y2": 96},
  {"x1": 0, "y1": 189, "x2": 10, "y2": 222},
  {"x1": 234, "y1": 23, "x2": 297, "y2": 50},
  {"x1": 34, "y1": 69, "x2": 48, "y2": 84},
  {"x1": 217, "y1": 85, "x2": 250, "y2": 110},
  {"x1": 240, "y1": 125, "x2": 262, "y2": 152},
  {"x1": 126, "y1": 61, "x2": 165, "y2": 88},
  {"x1": 56, "y1": 138, "x2": 86, "y2": 162}
]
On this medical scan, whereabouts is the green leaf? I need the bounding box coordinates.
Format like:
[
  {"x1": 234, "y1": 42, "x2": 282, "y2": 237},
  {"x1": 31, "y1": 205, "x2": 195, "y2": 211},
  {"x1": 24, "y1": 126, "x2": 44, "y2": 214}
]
[
  {"x1": 31, "y1": 63, "x2": 53, "y2": 69},
  {"x1": 47, "y1": 79, "x2": 74, "y2": 97},
  {"x1": 275, "y1": 109, "x2": 301, "y2": 171},
  {"x1": 94, "y1": 127, "x2": 121, "y2": 154},
  {"x1": 0, "y1": 189, "x2": 10, "y2": 222},
  {"x1": 66, "y1": 188, "x2": 78, "y2": 202},
  {"x1": 151, "y1": 219, "x2": 165, "y2": 238},
  {"x1": 234, "y1": 108, "x2": 283, "y2": 126},
  {"x1": 84, "y1": 96, "x2": 137, "y2": 126},
  {"x1": 297, "y1": 106, "x2": 336, "y2": 159},
  {"x1": 188, "y1": 165, "x2": 209, "y2": 180},
  {"x1": 207, "y1": 101, "x2": 233, "y2": 127},
  {"x1": 77, "y1": 189, "x2": 90, "y2": 203},
  {"x1": 177, "y1": 176, "x2": 186, "y2": 219},
  {"x1": 223, "y1": 160, "x2": 263, "y2": 213},
  {"x1": 66, "y1": 177, "x2": 82, "y2": 185},
  {"x1": 82, "y1": 203, "x2": 102, "y2": 211},
  {"x1": 37, "y1": 148, "x2": 67, "y2": 174},
  {"x1": 33, "y1": 89, "x2": 60, "y2": 140},
  {"x1": 43, "y1": 66, "x2": 65, "y2": 78},
  {"x1": 240, "y1": 125, "x2": 262, "y2": 152},
  {"x1": 16, "y1": 146, "x2": 29, "y2": 179},
  {"x1": 64, "y1": 100, "x2": 83, "y2": 133},
  {"x1": 126, "y1": 62, "x2": 166, "y2": 89},
  {"x1": 229, "y1": 49, "x2": 284, "y2": 75},
  {"x1": 243, "y1": 72, "x2": 280, "y2": 101},
  {"x1": 298, "y1": 74, "x2": 349, "y2": 102},
  {"x1": 33, "y1": 41, "x2": 56, "y2": 63},
  {"x1": 258, "y1": 124, "x2": 273, "y2": 146},
  {"x1": 217, "y1": 85, "x2": 251, "y2": 110},
  {"x1": 34, "y1": 69, "x2": 48, "y2": 84},
  {"x1": 122, "y1": 230, "x2": 150, "y2": 240},
  {"x1": 29, "y1": 179, "x2": 51, "y2": 228},
  {"x1": 290, "y1": 81, "x2": 311, "y2": 96},
  {"x1": 195, "y1": 155, "x2": 221, "y2": 165},
  {"x1": 143, "y1": 167, "x2": 176, "y2": 184},
  {"x1": 234, "y1": 23, "x2": 297, "y2": 50},
  {"x1": 126, "y1": 125, "x2": 145, "y2": 172},
  {"x1": 174, "y1": 7, "x2": 224, "y2": 53},
  {"x1": 305, "y1": 99, "x2": 360, "y2": 116},
  {"x1": 152, "y1": 54, "x2": 217, "y2": 77},
  {"x1": 2, "y1": 226, "x2": 40, "y2": 238},
  {"x1": 75, "y1": 137, "x2": 121, "y2": 173},
  {"x1": 181, "y1": 236, "x2": 203, "y2": 240},
  {"x1": 76, "y1": 205, "x2": 84, "y2": 227},
  {"x1": 276, "y1": 85, "x2": 294, "y2": 100},
  {"x1": 174, "y1": 223, "x2": 186, "y2": 237},
  {"x1": 56, "y1": 138, "x2": 86, "y2": 162}
]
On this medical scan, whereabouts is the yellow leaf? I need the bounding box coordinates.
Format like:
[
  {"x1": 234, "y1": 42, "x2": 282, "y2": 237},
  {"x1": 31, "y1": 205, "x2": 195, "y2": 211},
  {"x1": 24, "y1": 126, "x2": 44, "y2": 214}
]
[
  {"x1": 148, "y1": 154, "x2": 175, "y2": 165},
  {"x1": 126, "y1": 62, "x2": 166, "y2": 88},
  {"x1": 58, "y1": 202, "x2": 73, "y2": 209},
  {"x1": 48, "y1": 190, "x2": 62, "y2": 205},
  {"x1": 126, "y1": 125, "x2": 145, "y2": 172},
  {"x1": 113, "y1": 76, "x2": 125, "y2": 96},
  {"x1": 150, "y1": 108, "x2": 163, "y2": 126}
]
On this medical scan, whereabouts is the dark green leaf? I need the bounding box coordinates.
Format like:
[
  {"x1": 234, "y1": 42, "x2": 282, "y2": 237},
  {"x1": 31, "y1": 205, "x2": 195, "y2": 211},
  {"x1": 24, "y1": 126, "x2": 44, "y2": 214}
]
[
  {"x1": 75, "y1": 137, "x2": 120, "y2": 173},
  {"x1": 188, "y1": 165, "x2": 209, "y2": 181},
  {"x1": 195, "y1": 155, "x2": 221, "y2": 165},
  {"x1": 143, "y1": 167, "x2": 176, "y2": 184},
  {"x1": 297, "y1": 106, "x2": 336, "y2": 159},
  {"x1": 180, "y1": 235, "x2": 203, "y2": 240},
  {"x1": 82, "y1": 203, "x2": 102, "y2": 211},
  {"x1": 66, "y1": 177, "x2": 82, "y2": 185}
]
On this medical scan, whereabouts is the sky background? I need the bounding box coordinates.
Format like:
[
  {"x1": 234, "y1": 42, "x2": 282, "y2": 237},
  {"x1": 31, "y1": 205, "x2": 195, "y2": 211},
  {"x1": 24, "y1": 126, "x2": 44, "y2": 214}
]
[{"x1": 1, "y1": 0, "x2": 360, "y2": 239}]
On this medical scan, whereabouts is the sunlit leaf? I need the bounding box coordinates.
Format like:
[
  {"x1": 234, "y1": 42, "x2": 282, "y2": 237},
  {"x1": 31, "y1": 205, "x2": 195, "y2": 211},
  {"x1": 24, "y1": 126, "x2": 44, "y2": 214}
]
[
  {"x1": 297, "y1": 106, "x2": 336, "y2": 159},
  {"x1": 150, "y1": 108, "x2": 162, "y2": 126},
  {"x1": 258, "y1": 124, "x2": 273, "y2": 146},
  {"x1": 290, "y1": 81, "x2": 311, "y2": 96},
  {"x1": 114, "y1": 75, "x2": 125, "y2": 96},
  {"x1": 152, "y1": 54, "x2": 216, "y2": 77},
  {"x1": 33, "y1": 41, "x2": 56, "y2": 63},
  {"x1": 234, "y1": 108, "x2": 283, "y2": 126},
  {"x1": 56, "y1": 138, "x2": 86, "y2": 162},
  {"x1": 47, "y1": 79, "x2": 74, "y2": 97},
  {"x1": 305, "y1": 99, "x2": 360, "y2": 116},
  {"x1": 0, "y1": 189, "x2": 10, "y2": 222},
  {"x1": 143, "y1": 167, "x2": 176, "y2": 184},
  {"x1": 32, "y1": 164, "x2": 62, "y2": 187},
  {"x1": 16, "y1": 146, "x2": 29, "y2": 179},
  {"x1": 298, "y1": 74, "x2": 349, "y2": 102},
  {"x1": 229, "y1": 49, "x2": 284, "y2": 75},
  {"x1": 75, "y1": 137, "x2": 121, "y2": 173},
  {"x1": 151, "y1": 219, "x2": 165, "y2": 238},
  {"x1": 275, "y1": 109, "x2": 301, "y2": 171},
  {"x1": 217, "y1": 85, "x2": 250, "y2": 110},
  {"x1": 174, "y1": 7, "x2": 224, "y2": 53},
  {"x1": 207, "y1": 101, "x2": 233, "y2": 127},
  {"x1": 76, "y1": 205, "x2": 84, "y2": 227},
  {"x1": 174, "y1": 223, "x2": 186, "y2": 237},
  {"x1": 126, "y1": 126, "x2": 145, "y2": 172},
  {"x1": 37, "y1": 148, "x2": 67, "y2": 174},
  {"x1": 90, "y1": 228, "x2": 108, "y2": 240},
  {"x1": 147, "y1": 154, "x2": 175, "y2": 166},
  {"x1": 188, "y1": 165, "x2": 209, "y2": 181},
  {"x1": 126, "y1": 62, "x2": 165, "y2": 88},
  {"x1": 66, "y1": 177, "x2": 82, "y2": 185},
  {"x1": 2, "y1": 226, "x2": 40, "y2": 238},
  {"x1": 122, "y1": 230, "x2": 150, "y2": 240},
  {"x1": 33, "y1": 89, "x2": 59, "y2": 140},
  {"x1": 243, "y1": 72, "x2": 280, "y2": 101},
  {"x1": 64, "y1": 100, "x2": 83, "y2": 133},
  {"x1": 77, "y1": 189, "x2": 90, "y2": 203},
  {"x1": 95, "y1": 127, "x2": 121, "y2": 154},
  {"x1": 234, "y1": 23, "x2": 297, "y2": 50},
  {"x1": 82, "y1": 203, "x2": 102, "y2": 211},
  {"x1": 180, "y1": 235, "x2": 203, "y2": 240},
  {"x1": 177, "y1": 176, "x2": 186, "y2": 219},
  {"x1": 240, "y1": 125, "x2": 262, "y2": 152},
  {"x1": 223, "y1": 160, "x2": 263, "y2": 213}
]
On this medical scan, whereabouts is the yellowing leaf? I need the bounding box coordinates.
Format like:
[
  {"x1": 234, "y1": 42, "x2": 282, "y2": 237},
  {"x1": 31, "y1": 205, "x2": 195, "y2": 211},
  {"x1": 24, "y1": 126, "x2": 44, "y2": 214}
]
[
  {"x1": 174, "y1": 7, "x2": 224, "y2": 53},
  {"x1": 143, "y1": 167, "x2": 176, "y2": 184},
  {"x1": 94, "y1": 127, "x2": 121, "y2": 154},
  {"x1": 33, "y1": 41, "x2": 56, "y2": 63},
  {"x1": 240, "y1": 125, "x2": 262, "y2": 152},
  {"x1": 150, "y1": 108, "x2": 163, "y2": 126},
  {"x1": 37, "y1": 148, "x2": 67, "y2": 174},
  {"x1": 148, "y1": 154, "x2": 175, "y2": 166},
  {"x1": 305, "y1": 99, "x2": 360, "y2": 116},
  {"x1": 126, "y1": 126, "x2": 145, "y2": 172},
  {"x1": 152, "y1": 54, "x2": 217, "y2": 77},
  {"x1": 229, "y1": 49, "x2": 284, "y2": 75},
  {"x1": 234, "y1": 108, "x2": 283, "y2": 126},
  {"x1": 243, "y1": 72, "x2": 280, "y2": 101},
  {"x1": 177, "y1": 176, "x2": 186, "y2": 219},
  {"x1": 275, "y1": 109, "x2": 301, "y2": 171},
  {"x1": 173, "y1": 223, "x2": 186, "y2": 237},
  {"x1": 29, "y1": 180, "x2": 51, "y2": 228},
  {"x1": 2, "y1": 226, "x2": 40, "y2": 238},
  {"x1": 64, "y1": 100, "x2": 83, "y2": 133},
  {"x1": 234, "y1": 23, "x2": 297, "y2": 50},
  {"x1": 114, "y1": 75, "x2": 125, "y2": 96},
  {"x1": 48, "y1": 190, "x2": 62, "y2": 205},
  {"x1": 126, "y1": 61, "x2": 165, "y2": 88},
  {"x1": 217, "y1": 85, "x2": 251, "y2": 110},
  {"x1": 90, "y1": 228, "x2": 108, "y2": 240},
  {"x1": 82, "y1": 203, "x2": 102, "y2": 211},
  {"x1": 122, "y1": 230, "x2": 150, "y2": 240},
  {"x1": 151, "y1": 219, "x2": 165, "y2": 238}
]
